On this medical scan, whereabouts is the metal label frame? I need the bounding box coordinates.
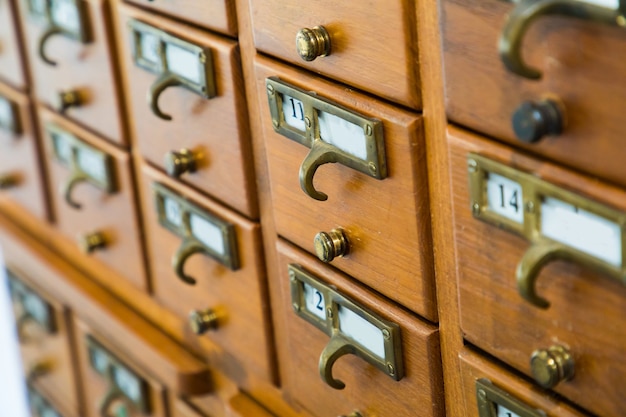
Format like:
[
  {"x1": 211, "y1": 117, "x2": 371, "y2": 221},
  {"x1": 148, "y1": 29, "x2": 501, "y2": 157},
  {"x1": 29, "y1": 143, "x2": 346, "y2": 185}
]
[
  {"x1": 46, "y1": 123, "x2": 117, "y2": 193},
  {"x1": 128, "y1": 19, "x2": 216, "y2": 99},
  {"x1": 476, "y1": 378, "x2": 547, "y2": 417},
  {"x1": 266, "y1": 77, "x2": 387, "y2": 180},
  {"x1": 86, "y1": 335, "x2": 150, "y2": 413},
  {"x1": 467, "y1": 153, "x2": 626, "y2": 284},
  {"x1": 6, "y1": 267, "x2": 57, "y2": 334},
  {"x1": 0, "y1": 95, "x2": 22, "y2": 135},
  {"x1": 28, "y1": 385, "x2": 63, "y2": 417},
  {"x1": 27, "y1": 0, "x2": 91, "y2": 42},
  {"x1": 289, "y1": 264, "x2": 404, "y2": 382},
  {"x1": 153, "y1": 183, "x2": 240, "y2": 270}
]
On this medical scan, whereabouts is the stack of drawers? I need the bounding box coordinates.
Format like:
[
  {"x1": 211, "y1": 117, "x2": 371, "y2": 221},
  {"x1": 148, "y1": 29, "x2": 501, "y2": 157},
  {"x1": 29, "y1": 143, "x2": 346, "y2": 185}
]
[{"x1": 0, "y1": 0, "x2": 624, "y2": 416}]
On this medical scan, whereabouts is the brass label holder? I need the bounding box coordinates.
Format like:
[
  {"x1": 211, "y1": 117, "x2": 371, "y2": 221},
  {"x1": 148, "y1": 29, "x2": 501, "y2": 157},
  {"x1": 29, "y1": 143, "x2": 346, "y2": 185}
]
[
  {"x1": 128, "y1": 19, "x2": 216, "y2": 120},
  {"x1": 7, "y1": 268, "x2": 57, "y2": 335},
  {"x1": 27, "y1": 385, "x2": 63, "y2": 417},
  {"x1": 265, "y1": 77, "x2": 387, "y2": 201},
  {"x1": 153, "y1": 183, "x2": 239, "y2": 284},
  {"x1": 289, "y1": 264, "x2": 403, "y2": 390},
  {"x1": 0, "y1": 95, "x2": 22, "y2": 135},
  {"x1": 27, "y1": 0, "x2": 91, "y2": 42},
  {"x1": 468, "y1": 153, "x2": 626, "y2": 308},
  {"x1": 476, "y1": 378, "x2": 546, "y2": 417},
  {"x1": 46, "y1": 123, "x2": 116, "y2": 209},
  {"x1": 87, "y1": 335, "x2": 150, "y2": 414}
]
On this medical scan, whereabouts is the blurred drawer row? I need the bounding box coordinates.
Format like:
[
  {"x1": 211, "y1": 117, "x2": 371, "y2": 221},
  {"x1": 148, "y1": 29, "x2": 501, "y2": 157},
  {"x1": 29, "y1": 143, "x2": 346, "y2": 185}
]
[{"x1": 448, "y1": 126, "x2": 626, "y2": 416}]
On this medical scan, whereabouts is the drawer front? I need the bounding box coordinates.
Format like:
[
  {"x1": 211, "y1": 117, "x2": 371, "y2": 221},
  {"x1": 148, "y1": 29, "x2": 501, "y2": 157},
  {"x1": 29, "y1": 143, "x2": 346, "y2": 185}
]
[
  {"x1": 138, "y1": 163, "x2": 273, "y2": 385},
  {"x1": 17, "y1": 0, "x2": 126, "y2": 145},
  {"x1": 443, "y1": 0, "x2": 626, "y2": 187},
  {"x1": 0, "y1": 0, "x2": 28, "y2": 89},
  {"x1": 7, "y1": 268, "x2": 80, "y2": 416},
  {"x1": 123, "y1": 0, "x2": 236, "y2": 36},
  {"x1": 39, "y1": 107, "x2": 148, "y2": 292},
  {"x1": 276, "y1": 240, "x2": 443, "y2": 417},
  {"x1": 117, "y1": 5, "x2": 257, "y2": 218},
  {"x1": 449, "y1": 126, "x2": 626, "y2": 417},
  {"x1": 249, "y1": 0, "x2": 421, "y2": 109},
  {"x1": 0, "y1": 83, "x2": 48, "y2": 221},
  {"x1": 459, "y1": 350, "x2": 588, "y2": 417},
  {"x1": 74, "y1": 318, "x2": 167, "y2": 417},
  {"x1": 255, "y1": 56, "x2": 436, "y2": 321}
]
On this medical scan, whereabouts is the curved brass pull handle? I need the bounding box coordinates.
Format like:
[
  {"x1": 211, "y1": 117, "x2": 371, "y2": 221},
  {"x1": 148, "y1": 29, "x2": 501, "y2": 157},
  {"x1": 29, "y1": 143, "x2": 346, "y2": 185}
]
[
  {"x1": 172, "y1": 238, "x2": 207, "y2": 285},
  {"x1": 38, "y1": 26, "x2": 64, "y2": 67},
  {"x1": 62, "y1": 171, "x2": 89, "y2": 210},
  {"x1": 148, "y1": 72, "x2": 182, "y2": 121},
  {"x1": 318, "y1": 334, "x2": 358, "y2": 390},
  {"x1": 299, "y1": 140, "x2": 344, "y2": 201},
  {"x1": 99, "y1": 367, "x2": 127, "y2": 417},
  {"x1": 516, "y1": 241, "x2": 571, "y2": 309},
  {"x1": 499, "y1": 0, "x2": 625, "y2": 79}
]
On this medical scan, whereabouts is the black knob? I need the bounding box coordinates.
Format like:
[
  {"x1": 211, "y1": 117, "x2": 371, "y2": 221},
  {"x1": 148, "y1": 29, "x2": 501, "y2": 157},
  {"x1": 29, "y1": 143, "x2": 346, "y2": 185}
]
[{"x1": 512, "y1": 99, "x2": 563, "y2": 144}]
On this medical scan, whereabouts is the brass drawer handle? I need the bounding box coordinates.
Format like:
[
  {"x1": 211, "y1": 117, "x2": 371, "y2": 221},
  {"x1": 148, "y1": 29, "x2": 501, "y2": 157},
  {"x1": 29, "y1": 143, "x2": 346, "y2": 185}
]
[
  {"x1": 319, "y1": 333, "x2": 359, "y2": 390},
  {"x1": 296, "y1": 26, "x2": 331, "y2": 62},
  {"x1": 172, "y1": 238, "x2": 208, "y2": 285},
  {"x1": 512, "y1": 98, "x2": 563, "y2": 144},
  {"x1": 530, "y1": 345, "x2": 575, "y2": 389},
  {"x1": 79, "y1": 231, "x2": 107, "y2": 253},
  {"x1": 189, "y1": 308, "x2": 219, "y2": 334},
  {"x1": 338, "y1": 412, "x2": 363, "y2": 417},
  {"x1": 56, "y1": 89, "x2": 84, "y2": 114},
  {"x1": 164, "y1": 148, "x2": 198, "y2": 178},
  {"x1": 38, "y1": 26, "x2": 64, "y2": 67},
  {"x1": 499, "y1": 0, "x2": 626, "y2": 79},
  {"x1": 62, "y1": 171, "x2": 89, "y2": 210},
  {"x1": 314, "y1": 228, "x2": 350, "y2": 263},
  {"x1": 148, "y1": 72, "x2": 183, "y2": 121}
]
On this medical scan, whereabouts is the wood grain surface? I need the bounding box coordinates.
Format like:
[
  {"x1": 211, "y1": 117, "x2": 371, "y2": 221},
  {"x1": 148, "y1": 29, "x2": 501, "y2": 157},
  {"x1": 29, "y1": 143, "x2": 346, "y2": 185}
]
[
  {"x1": 449, "y1": 126, "x2": 626, "y2": 417},
  {"x1": 249, "y1": 0, "x2": 421, "y2": 109},
  {"x1": 276, "y1": 240, "x2": 443, "y2": 417},
  {"x1": 116, "y1": 4, "x2": 258, "y2": 219},
  {"x1": 0, "y1": 0, "x2": 28, "y2": 90}
]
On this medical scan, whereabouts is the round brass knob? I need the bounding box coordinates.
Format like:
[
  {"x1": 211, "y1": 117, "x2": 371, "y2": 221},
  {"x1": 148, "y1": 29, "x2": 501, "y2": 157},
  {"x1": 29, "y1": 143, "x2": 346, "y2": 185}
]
[
  {"x1": 338, "y1": 412, "x2": 363, "y2": 417},
  {"x1": 78, "y1": 231, "x2": 107, "y2": 254},
  {"x1": 530, "y1": 345, "x2": 574, "y2": 389},
  {"x1": 512, "y1": 99, "x2": 563, "y2": 144},
  {"x1": 56, "y1": 89, "x2": 83, "y2": 113},
  {"x1": 189, "y1": 309, "x2": 219, "y2": 335},
  {"x1": 296, "y1": 26, "x2": 331, "y2": 62},
  {"x1": 0, "y1": 173, "x2": 18, "y2": 189},
  {"x1": 164, "y1": 149, "x2": 198, "y2": 178},
  {"x1": 314, "y1": 228, "x2": 349, "y2": 263}
]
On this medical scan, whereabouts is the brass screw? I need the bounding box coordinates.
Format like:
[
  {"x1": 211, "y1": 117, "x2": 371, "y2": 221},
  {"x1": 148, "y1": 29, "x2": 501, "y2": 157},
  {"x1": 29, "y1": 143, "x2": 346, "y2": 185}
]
[
  {"x1": 272, "y1": 119, "x2": 279, "y2": 128},
  {"x1": 365, "y1": 125, "x2": 373, "y2": 136},
  {"x1": 477, "y1": 389, "x2": 487, "y2": 401},
  {"x1": 467, "y1": 159, "x2": 477, "y2": 173},
  {"x1": 387, "y1": 363, "x2": 395, "y2": 376},
  {"x1": 326, "y1": 307, "x2": 333, "y2": 319},
  {"x1": 266, "y1": 84, "x2": 275, "y2": 95},
  {"x1": 189, "y1": 309, "x2": 219, "y2": 335},
  {"x1": 292, "y1": 302, "x2": 300, "y2": 312},
  {"x1": 305, "y1": 117, "x2": 312, "y2": 129},
  {"x1": 525, "y1": 201, "x2": 535, "y2": 213},
  {"x1": 382, "y1": 329, "x2": 390, "y2": 339},
  {"x1": 198, "y1": 51, "x2": 207, "y2": 63},
  {"x1": 472, "y1": 202, "x2": 481, "y2": 216},
  {"x1": 78, "y1": 231, "x2": 107, "y2": 254},
  {"x1": 368, "y1": 162, "x2": 377, "y2": 175}
]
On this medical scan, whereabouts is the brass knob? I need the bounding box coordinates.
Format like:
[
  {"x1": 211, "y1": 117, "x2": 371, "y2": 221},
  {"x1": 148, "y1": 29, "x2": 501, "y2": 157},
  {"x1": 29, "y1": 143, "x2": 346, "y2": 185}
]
[
  {"x1": 314, "y1": 228, "x2": 349, "y2": 263},
  {"x1": 296, "y1": 26, "x2": 331, "y2": 62},
  {"x1": 56, "y1": 89, "x2": 83, "y2": 113},
  {"x1": 530, "y1": 345, "x2": 574, "y2": 389},
  {"x1": 512, "y1": 99, "x2": 563, "y2": 144},
  {"x1": 0, "y1": 174, "x2": 18, "y2": 189},
  {"x1": 338, "y1": 413, "x2": 363, "y2": 417},
  {"x1": 164, "y1": 149, "x2": 198, "y2": 178},
  {"x1": 79, "y1": 231, "x2": 107, "y2": 253},
  {"x1": 189, "y1": 309, "x2": 219, "y2": 335}
]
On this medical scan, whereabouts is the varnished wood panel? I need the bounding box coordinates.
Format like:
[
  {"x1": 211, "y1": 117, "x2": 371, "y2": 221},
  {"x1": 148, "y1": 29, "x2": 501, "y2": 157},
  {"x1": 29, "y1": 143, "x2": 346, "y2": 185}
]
[
  {"x1": 449, "y1": 126, "x2": 626, "y2": 417},
  {"x1": 117, "y1": 5, "x2": 258, "y2": 218},
  {"x1": 255, "y1": 56, "x2": 437, "y2": 322},
  {"x1": 0, "y1": 0, "x2": 28, "y2": 89},
  {"x1": 249, "y1": 0, "x2": 421, "y2": 109},
  {"x1": 443, "y1": 0, "x2": 626, "y2": 187},
  {"x1": 137, "y1": 162, "x2": 274, "y2": 388},
  {"x1": 123, "y1": 0, "x2": 237, "y2": 36},
  {"x1": 17, "y1": 0, "x2": 127, "y2": 145},
  {"x1": 276, "y1": 240, "x2": 443, "y2": 417},
  {"x1": 38, "y1": 107, "x2": 148, "y2": 292},
  {"x1": 459, "y1": 349, "x2": 588, "y2": 416},
  {"x1": 0, "y1": 82, "x2": 48, "y2": 222},
  {"x1": 225, "y1": 394, "x2": 275, "y2": 417}
]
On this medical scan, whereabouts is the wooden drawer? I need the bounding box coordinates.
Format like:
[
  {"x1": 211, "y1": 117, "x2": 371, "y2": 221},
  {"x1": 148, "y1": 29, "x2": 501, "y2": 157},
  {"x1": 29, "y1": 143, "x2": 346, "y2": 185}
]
[
  {"x1": 0, "y1": 0, "x2": 28, "y2": 90},
  {"x1": 137, "y1": 163, "x2": 273, "y2": 387},
  {"x1": 443, "y1": 0, "x2": 626, "y2": 187},
  {"x1": 7, "y1": 268, "x2": 80, "y2": 416},
  {"x1": 0, "y1": 83, "x2": 48, "y2": 221},
  {"x1": 39, "y1": 107, "x2": 148, "y2": 292},
  {"x1": 117, "y1": 5, "x2": 257, "y2": 218},
  {"x1": 459, "y1": 349, "x2": 588, "y2": 416},
  {"x1": 255, "y1": 56, "x2": 436, "y2": 322},
  {"x1": 276, "y1": 240, "x2": 443, "y2": 417},
  {"x1": 17, "y1": 0, "x2": 126, "y2": 145},
  {"x1": 123, "y1": 0, "x2": 236, "y2": 36},
  {"x1": 75, "y1": 318, "x2": 168, "y2": 417},
  {"x1": 449, "y1": 126, "x2": 626, "y2": 417},
  {"x1": 249, "y1": 0, "x2": 421, "y2": 109}
]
